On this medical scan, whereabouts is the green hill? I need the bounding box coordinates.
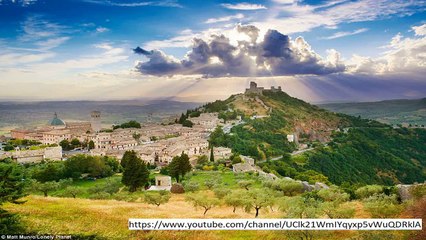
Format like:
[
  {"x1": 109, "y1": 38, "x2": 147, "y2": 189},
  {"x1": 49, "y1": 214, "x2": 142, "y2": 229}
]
[
  {"x1": 320, "y1": 98, "x2": 426, "y2": 126},
  {"x1": 195, "y1": 90, "x2": 426, "y2": 186}
]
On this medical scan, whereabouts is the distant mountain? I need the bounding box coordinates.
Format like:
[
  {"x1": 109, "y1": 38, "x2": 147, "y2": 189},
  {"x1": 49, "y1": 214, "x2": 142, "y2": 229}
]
[
  {"x1": 319, "y1": 98, "x2": 426, "y2": 126},
  {"x1": 0, "y1": 100, "x2": 200, "y2": 130},
  {"x1": 201, "y1": 90, "x2": 426, "y2": 185}
]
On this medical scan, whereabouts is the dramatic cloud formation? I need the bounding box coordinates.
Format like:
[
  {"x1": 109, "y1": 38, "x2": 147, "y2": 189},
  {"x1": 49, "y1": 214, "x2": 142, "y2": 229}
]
[{"x1": 134, "y1": 25, "x2": 345, "y2": 77}]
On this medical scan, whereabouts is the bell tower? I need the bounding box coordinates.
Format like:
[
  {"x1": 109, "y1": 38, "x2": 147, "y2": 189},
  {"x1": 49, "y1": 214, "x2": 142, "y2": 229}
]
[{"x1": 90, "y1": 111, "x2": 101, "y2": 133}]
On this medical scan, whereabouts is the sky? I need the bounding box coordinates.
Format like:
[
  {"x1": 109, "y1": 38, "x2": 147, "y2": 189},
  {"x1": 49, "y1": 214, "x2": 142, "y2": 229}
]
[{"x1": 0, "y1": 0, "x2": 425, "y2": 103}]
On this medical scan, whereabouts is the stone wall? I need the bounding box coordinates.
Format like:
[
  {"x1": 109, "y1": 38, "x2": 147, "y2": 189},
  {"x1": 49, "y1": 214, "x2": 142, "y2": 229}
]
[{"x1": 0, "y1": 146, "x2": 62, "y2": 163}]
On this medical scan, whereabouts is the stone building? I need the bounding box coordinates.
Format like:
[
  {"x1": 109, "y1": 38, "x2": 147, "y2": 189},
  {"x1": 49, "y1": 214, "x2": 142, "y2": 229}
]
[
  {"x1": 148, "y1": 175, "x2": 172, "y2": 191},
  {"x1": 245, "y1": 81, "x2": 264, "y2": 95},
  {"x1": 245, "y1": 81, "x2": 283, "y2": 95},
  {"x1": 91, "y1": 111, "x2": 102, "y2": 133}
]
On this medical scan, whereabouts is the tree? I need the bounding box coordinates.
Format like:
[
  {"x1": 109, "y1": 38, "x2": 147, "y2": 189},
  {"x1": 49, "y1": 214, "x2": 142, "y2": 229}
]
[
  {"x1": 196, "y1": 155, "x2": 208, "y2": 165},
  {"x1": 64, "y1": 154, "x2": 116, "y2": 179},
  {"x1": 0, "y1": 162, "x2": 27, "y2": 205},
  {"x1": 113, "y1": 120, "x2": 141, "y2": 129},
  {"x1": 183, "y1": 181, "x2": 200, "y2": 192},
  {"x1": 238, "y1": 180, "x2": 254, "y2": 190},
  {"x1": 88, "y1": 140, "x2": 95, "y2": 150},
  {"x1": 270, "y1": 179, "x2": 304, "y2": 196},
  {"x1": 59, "y1": 139, "x2": 71, "y2": 151},
  {"x1": 70, "y1": 138, "x2": 81, "y2": 148},
  {"x1": 168, "y1": 152, "x2": 192, "y2": 182},
  {"x1": 317, "y1": 188, "x2": 354, "y2": 219},
  {"x1": 244, "y1": 189, "x2": 274, "y2": 218},
  {"x1": 178, "y1": 113, "x2": 186, "y2": 124},
  {"x1": 209, "y1": 147, "x2": 215, "y2": 162},
  {"x1": 121, "y1": 152, "x2": 149, "y2": 192},
  {"x1": 132, "y1": 133, "x2": 141, "y2": 143},
  {"x1": 213, "y1": 187, "x2": 231, "y2": 200},
  {"x1": 144, "y1": 190, "x2": 171, "y2": 207},
  {"x1": 182, "y1": 119, "x2": 194, "y2": 128},
  {"x1": 63, "y1": 186, "x2": 83, "y2": 198},
  {"x1": 230, "y1": 154, "x2": 242, "y2": 164},
  {"x1": 280, "y1": 195, "x2": 323, "y2": 240},
  {"x1": 224, "y1": 190, "x2": 246, "y2": 213},
  {"x1": 186, "y1": 193, "x2": 220, "y2": 216},
  {"x1": 0, "y1": 162, "x2": 27, "y2": 234},
  {"x1": 3, "y1": 145, "x2": 14, "y2": 151},
  {"x1": 33, "y1": 181, "x2": 60, "y2": 197},
  {"x1": 204, "y1": 179, "x2": 217, "y2": 190},
  {"x1": 32, "y1": 162, "x2": 65, "y2": 182},
  {"x1": 121, "y1": 150, "x2": 138, "y2": 169}
]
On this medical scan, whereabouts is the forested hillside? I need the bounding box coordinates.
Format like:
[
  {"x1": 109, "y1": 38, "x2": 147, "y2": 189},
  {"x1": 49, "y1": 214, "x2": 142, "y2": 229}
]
[{"x1": 205, "y1": 91, "x2": 426, "y2": 185}]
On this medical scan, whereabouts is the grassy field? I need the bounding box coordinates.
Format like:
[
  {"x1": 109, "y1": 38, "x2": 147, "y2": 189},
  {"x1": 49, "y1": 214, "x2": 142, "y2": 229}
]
[
  {"x1": 4, "y1": 194, "x2": 370, "y2": 240},
  {"x1": 185, "y1": 171, "x2": 262, "y2": 189},
  {"x1": 3, "y1": 171, "x2": 417, "y2": 240}
]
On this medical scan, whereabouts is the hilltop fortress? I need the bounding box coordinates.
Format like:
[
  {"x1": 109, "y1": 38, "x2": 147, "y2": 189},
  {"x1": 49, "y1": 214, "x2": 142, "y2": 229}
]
[{"x1": 245, "y1": 81, "x2": 282, "y2": 95}]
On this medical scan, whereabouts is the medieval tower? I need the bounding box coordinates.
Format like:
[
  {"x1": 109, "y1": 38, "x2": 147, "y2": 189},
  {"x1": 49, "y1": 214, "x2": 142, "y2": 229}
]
[{"x1": 90, "y1": 111, "x2": 101, "y2": 133}]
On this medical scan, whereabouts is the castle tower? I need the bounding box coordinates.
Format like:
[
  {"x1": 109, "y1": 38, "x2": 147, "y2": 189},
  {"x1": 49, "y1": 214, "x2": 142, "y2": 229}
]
[{"x1": 90, "y1": 111, "x2": 101, "y2": 133}]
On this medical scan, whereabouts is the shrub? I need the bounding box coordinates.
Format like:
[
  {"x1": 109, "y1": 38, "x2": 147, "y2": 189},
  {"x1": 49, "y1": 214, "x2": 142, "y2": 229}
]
[
  {"x1": 409, "y1": 184, "x2": 426, "y2": 200},
  {"x1": 363, "y1": 194, "x2": 402, "y2": 218},
  {"x1": 355, "y1": 185, "x2": 384, "y2": 199},
  {"x1": 183, "y1": 182, "x2": 200, "y2": 192},
  {"x1": 170, "y1": 183, "x2": 185, "y2": 194}
]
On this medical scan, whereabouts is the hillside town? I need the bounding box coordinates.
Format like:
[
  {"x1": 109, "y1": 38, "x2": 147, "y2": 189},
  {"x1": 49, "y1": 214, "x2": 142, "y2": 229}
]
[
  {"x1": 1, "y1": 111, "x2": 232, "y2": 164},
  {"x1": 0, "y1": 82, "x2": 300, "y2": 166},
  {"x1": 1, "y1": 83, "x2": 280, "y2": 161}
]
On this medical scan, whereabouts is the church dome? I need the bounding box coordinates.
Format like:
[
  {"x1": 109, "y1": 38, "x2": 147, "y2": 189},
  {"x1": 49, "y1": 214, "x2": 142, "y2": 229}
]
[{"x1": 49, "y1": 112, "x2": 65, "y2": 126}]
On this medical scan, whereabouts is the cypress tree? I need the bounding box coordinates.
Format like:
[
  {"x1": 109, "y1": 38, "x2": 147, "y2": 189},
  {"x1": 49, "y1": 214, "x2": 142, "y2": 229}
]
[
  {"x1": 121, "y1": 151, "x2": 149, "y2": 192},
  {"x1": 210, "y1": 147, "x2": 214, "y2": 162}
]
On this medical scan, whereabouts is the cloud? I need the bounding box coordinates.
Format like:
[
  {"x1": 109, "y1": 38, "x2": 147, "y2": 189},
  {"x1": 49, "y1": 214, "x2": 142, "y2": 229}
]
[
  {"x1": 96, "y1": 27, "x2": 109, "y2": 33},
  {"x1": 0, "y1": 0, "x2": 37, "y2": 6},
  {"x1": 19, "y1": 15, "x2": 68, "y2": 42},
  {"x1": 143, "y1": 28, "x2": 224, "y2": 49},
  {"x1": 0, "y1": 52, "x2": 55, "y2": 67},
  {"x1": 205, "y1": 14, "x2": 244, "y2": 24},
  {"x1": 236, "y1": 24, "x2": 259, "y2": 43},
  {"x1": 133, "y1": 46, "x2": 153, "y2": 55},
  {"x1": 321, "y1": 28, "x2": 368, "y2": 40},
  {"x1": 253, "y1": 0, "x2": 425, "y2": 34},
  {"x1": 220, "y1": 2, "x2": 267, "y2": 10},
  {"x1": 347, "y1": 23, "x2": 426, "y2": 74},
  {"x1": 14, "y1": 15, "x2": 71, "y2": 52},
  {"x1": 83, "y1": 0, "x2": 182, "y2": 8},
  {"x1": 134, "y1": 25, "x2": 345, "y2": 77},
  {"x1": 413, "y1": 24, "x2": 426, "y2": 36},
  {"x1": 35, "y1": 37, "x2": 70, "y2": 50}
]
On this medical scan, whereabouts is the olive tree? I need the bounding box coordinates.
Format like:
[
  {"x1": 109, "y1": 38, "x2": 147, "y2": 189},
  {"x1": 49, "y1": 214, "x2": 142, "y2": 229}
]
[
  {"x1": 144, "y1": 190, "x2": 171, "y2": 207},
  {"x1": 186, "y1": 193, "x2": 220, "y2": 216},
  {"x1": 244, "y1": 189, "x2": 274, "y2": 218},
  {"x1": 224, "y1": 190, "x2": 246, "y2": 213}
]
